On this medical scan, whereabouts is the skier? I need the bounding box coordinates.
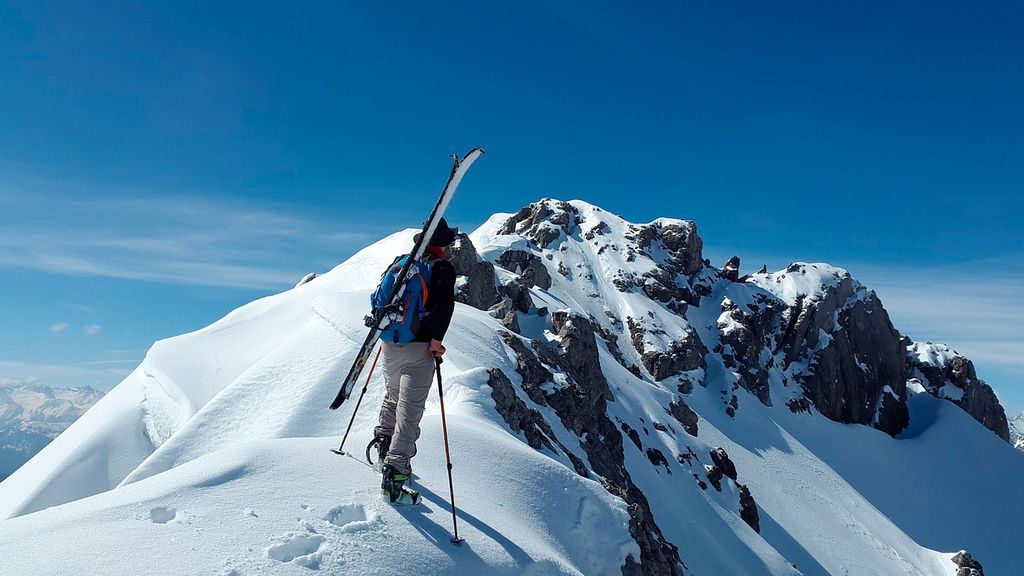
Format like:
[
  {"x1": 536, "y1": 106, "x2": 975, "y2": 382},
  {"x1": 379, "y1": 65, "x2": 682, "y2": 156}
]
[{"x1": 371, "y1": 218, "x2": 458, "y2": 503}]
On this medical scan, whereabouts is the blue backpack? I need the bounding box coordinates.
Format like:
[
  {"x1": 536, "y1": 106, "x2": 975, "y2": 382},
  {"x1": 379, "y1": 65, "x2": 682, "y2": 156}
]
[{"x1": 371, "y1": 255, "x2": 432, "y2": 344}]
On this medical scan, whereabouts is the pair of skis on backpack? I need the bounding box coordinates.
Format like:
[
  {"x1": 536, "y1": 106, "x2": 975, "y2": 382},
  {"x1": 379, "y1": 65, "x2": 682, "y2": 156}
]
[{"x1": 368, "y1": 435, "x2": 422, "y2": 506}]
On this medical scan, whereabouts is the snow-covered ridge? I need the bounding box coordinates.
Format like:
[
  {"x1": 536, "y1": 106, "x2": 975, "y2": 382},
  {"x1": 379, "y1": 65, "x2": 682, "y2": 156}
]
[
  {"x1": 747, "y1": 262, "x2": 869, "y2": 307},
  {"x1": 1, "y1": 198, "x2": 1019, "y2": 576}
]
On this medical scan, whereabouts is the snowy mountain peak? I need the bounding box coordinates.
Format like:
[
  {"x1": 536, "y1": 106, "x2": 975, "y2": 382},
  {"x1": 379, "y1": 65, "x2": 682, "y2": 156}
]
[
  {"x1": 1010, "y1": 411, "x2": 1024, "y2": 451},
  {"x1": 1, "y1": 199, "x2": 1018, "y2": 576},
  {"x1": 748, "y1": 262, "x2": 868, "y2": 307}
]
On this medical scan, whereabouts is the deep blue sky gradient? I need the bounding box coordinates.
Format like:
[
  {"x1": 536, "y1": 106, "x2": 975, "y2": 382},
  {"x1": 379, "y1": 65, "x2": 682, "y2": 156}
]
[{"x1": 1, "y1": 1, "x2": 1021, "y2": 410}]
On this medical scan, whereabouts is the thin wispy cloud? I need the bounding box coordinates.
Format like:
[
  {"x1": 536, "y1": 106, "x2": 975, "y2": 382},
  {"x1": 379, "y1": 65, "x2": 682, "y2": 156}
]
[
  {"x1": 83, "y1": 324, "x2": 103, "y2": 337},
  {"x1": 856, "y1": 257, "x2": 1024, "y2": 376},
  {"x1": 0, "y1": 182, "x2": 385, "y2": 291},
  {"x1": 48, "y1": 322, "x2": 69, "y2": 333},
  {"x1": 0, "y1": 360, "x2": 132, "y2": 390},
  {"x1": 76, "y1": 359, "x2": 142, "y2": 366}
]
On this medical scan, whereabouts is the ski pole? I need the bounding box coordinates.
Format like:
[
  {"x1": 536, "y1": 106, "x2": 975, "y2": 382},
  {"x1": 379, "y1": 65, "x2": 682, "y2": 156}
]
[
  {"x1": 434, "y1": 356, "x2": 463, "y2": 544},
  {"x1": 332, "y1": 345, "x2": 382, "y2": 456}
]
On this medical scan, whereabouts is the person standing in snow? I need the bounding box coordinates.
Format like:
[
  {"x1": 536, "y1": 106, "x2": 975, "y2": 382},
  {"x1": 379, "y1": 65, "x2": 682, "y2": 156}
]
[{"x1": 372, "y1": 218, "x2": 458, "y2": 502}]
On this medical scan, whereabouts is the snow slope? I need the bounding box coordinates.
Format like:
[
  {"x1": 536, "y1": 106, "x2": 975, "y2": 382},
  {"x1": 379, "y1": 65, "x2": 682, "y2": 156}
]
[{"x1": 1, "y1": 199, "x2": 1021, "y2": 575}]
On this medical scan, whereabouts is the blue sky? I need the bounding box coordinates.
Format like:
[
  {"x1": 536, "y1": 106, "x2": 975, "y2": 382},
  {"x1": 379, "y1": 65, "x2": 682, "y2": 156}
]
[{"x1": 1, "y1": 2, "x2": 1021, "y2": 412}]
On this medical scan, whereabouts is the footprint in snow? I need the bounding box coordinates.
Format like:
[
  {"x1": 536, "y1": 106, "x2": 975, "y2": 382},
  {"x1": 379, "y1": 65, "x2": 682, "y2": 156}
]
[
  {"x1": 149, "y1": 506, "x2": 177, "y2": 524},
  {"x1": 325, "y1": 503, "x2": 379, "y2": 533},
  {"x1": 266, "y1": 533, "x2": 326, "y2": 567}
]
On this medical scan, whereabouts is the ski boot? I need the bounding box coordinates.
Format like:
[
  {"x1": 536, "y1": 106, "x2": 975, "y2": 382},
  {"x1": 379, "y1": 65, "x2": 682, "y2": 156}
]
[
  {"x1": 366, "y1": 434, "x2": 391, "y2": 471},
  {"x1": 381, "y1": 463, "x2": 420, "y2": 505}
]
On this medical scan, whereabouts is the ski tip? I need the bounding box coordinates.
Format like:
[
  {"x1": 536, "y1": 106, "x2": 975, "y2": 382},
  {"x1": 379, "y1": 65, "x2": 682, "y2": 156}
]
[{"x1": 454, "y1": 148, "x2": 485, "y2": 163}]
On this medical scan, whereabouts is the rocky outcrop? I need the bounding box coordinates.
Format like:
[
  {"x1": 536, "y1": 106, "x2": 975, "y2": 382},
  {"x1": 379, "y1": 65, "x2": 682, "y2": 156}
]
[
  {"x1": 501, "y1": 281, "x2": 534, "y2": 313},
  {"x1": 497, "y1": 249, "x2": 552, "y2": 290},
  {"x1": 737, "y1": 484, "x2": 760, "y2": 533},
  {"x1": 498, "y1": 322, "x2": 685, "y2": 575},
  {"x1": 906, "y1": 343, "x2": 1009, "y2": 441},
  {"x1": 721, "y1": 256, "x2": 740, "y2": 282},
  {"x1": 499, "y1": 200, "x2": 581, "y2": 249},
  {"x1": 497, "y1": 331, "x2": 552, "y2": 405},
  {"x1": 709, "y1": 448, "x2": 737, "y2": 480},
  {"x1": 628, "y1": 220, "x2": 704, "y2": 277},
  {"x1": 488, "y1": 297, "x2": 524, "y2": 334},
  {"x1": 548, "y1": 311, "x2": 612, "y2": 404},
  {"x1": 628, "y1": 317, "x2": 707, "y2": 382},
  {"x1": 666, "y1": 399, "x2": 699, "y2": 437},
  {"x1": 446, "y1": 234, "x2": 501, "y2": 311},
  {"x1": 585, "y1": 221, "x2": 610, "y2": 240},
  {"x1": 716, "y1": 296, "x2": 782, "y2": 406},
  {"x1": 951, "y1": 550, "x2": 985, "y2": 576},
  {"x1": 485, "y1": 368, "x2": 588, "y2": 476},
  {"x1": 775, "y1": 265, "x2": 909, "y2": 435},
  {"x1": 700, "y1": 448, "x2": 760, "y2": 533}
]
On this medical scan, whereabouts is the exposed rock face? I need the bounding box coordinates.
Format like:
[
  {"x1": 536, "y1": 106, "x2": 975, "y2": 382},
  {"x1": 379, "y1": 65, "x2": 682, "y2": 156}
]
[
  {"x1": 497, "y1": 322, "x2": 685, "y2": 576},
  {"x1": 773, "y1": 265, "x2": 909, "y2": 435},
  {"x1": 629, "y1": 220, "x2": 704, "y2": 276},
  {"x1": 646, "y1": 447, "x2": 672, "y2": 474},
  {"x1": 716, "y1": 296, "x2": 782, "y2": 406},
  {"x1": 502, "y1": 281, "x2": 534, "y2": 313},
  {"x1": 721, "y1": 256, "x2": 740, "y2": 282},
  {"x1": 497, "y1": 249, "x2": 552, "y2": 290},
  {"x1": 485, "y1": 368, "x2": 588, "y2": 476},
  {"x1": 487, "y1": 297, "x2": 520, "y2": 333},
  {"x1": 497, "y1": 331, "x2": 552, "y2": 405},
  {"x1": 628, "y1": 317, "x2": 707, "y2": 382},
  {"x1": 906, "y1": 342, "x2": 1010, "y2": 441},
  {"x1": 585, "y1": 221, "x2": 610, "y2": 240},
  {"x1": 737, "y1": 484, "x2": 760, "y2": 533},
  {"x1": 485, "y1": 369, "x2": 556, "y2": 452},
  {"x1": 548, "y1": 311, "x2": 612, "y2": 404},
  {"x1": 703, "y1": 448, "x2": 760, "y2": 533},
  {"x1": 951, "y1": 550, "x2": 985, "y2": 576},
  {"x1": 499, "y1": 200, "x2": 581, "y2": 249},
  {"x1": 667, "y1": 399, "x2": 699, "y2": 437},
  {"x1": 709, "y1": 448, "x2": 737, "y2": 481},
  {"x1": 474, "y1": 199, "x2": 1012, "y2": 572},
  {"x1": 446, "y1": 234, "x2": 501, "y2": 311},
  {"x1": 705, "y1": 464, "x2": 723, "y2": 491}
]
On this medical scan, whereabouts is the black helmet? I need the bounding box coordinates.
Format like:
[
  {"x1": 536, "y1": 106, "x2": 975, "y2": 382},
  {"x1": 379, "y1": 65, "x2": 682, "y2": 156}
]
[{"x1": 415, "y1": 217, "x2": 459, "y2": 247}]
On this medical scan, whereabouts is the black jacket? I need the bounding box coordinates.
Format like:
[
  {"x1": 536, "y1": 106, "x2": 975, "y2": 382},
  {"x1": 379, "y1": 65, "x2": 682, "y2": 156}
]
[{"x1": 414, "y1": 258, "x2": 456, "y2": 343}]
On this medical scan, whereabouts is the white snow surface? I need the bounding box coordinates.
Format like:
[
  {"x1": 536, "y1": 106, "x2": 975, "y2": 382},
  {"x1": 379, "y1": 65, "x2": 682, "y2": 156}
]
[{"x1": 2, "y1": 200, "x2": 1022, "y2": 575}]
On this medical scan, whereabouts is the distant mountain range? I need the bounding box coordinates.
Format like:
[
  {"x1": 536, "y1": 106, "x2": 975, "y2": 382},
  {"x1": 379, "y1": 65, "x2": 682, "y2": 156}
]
[{"x1": 0, "y1": 384, "x2": 105, "y2": 480}]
